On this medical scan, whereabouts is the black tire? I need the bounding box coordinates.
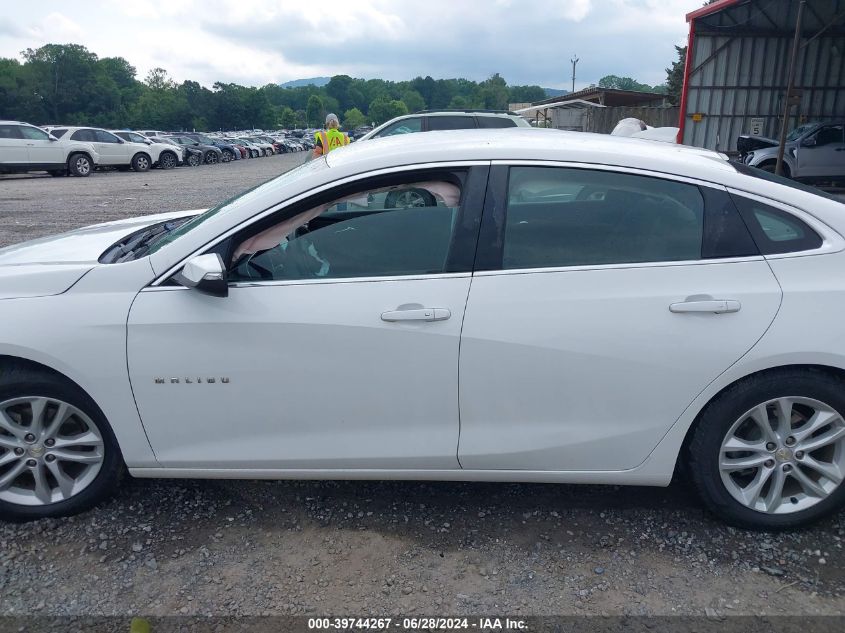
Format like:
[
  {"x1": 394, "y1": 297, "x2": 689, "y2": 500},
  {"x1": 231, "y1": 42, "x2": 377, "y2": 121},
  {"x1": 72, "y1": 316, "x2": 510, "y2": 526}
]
[
  {"x1": 205, "y1": 151, "x2": 219, "y2": 165},
  {"x1": 0, "y1": 365, "x2": 123, "y2": 522},
  {"x1": 688, "y1": 368, "x2": 845, "y2": 530},
  {"x1": 758, "y1": 161, "x2": 791, "y2": 178},
  {"x1": 187, "y1": 153, "x2": 201, "y2": 167},
  {"x1": 221, "y1": 149, "x2": 235, "y2": 163},
  {"x1": 251, "y1": 149, "x2": 259, "y2": 159},
  {"x1": 68, "y1": 153, "x2": 93, "y2": 177},
  {"x1": 131, "y1": 153, "x2": 151, "y2": 172},
  {"x1": 159, "y1": 151, "x2": 177, "y2": 170},
  {"x1": 384, "y1": 188, "x2": 437, "y2": 209}
]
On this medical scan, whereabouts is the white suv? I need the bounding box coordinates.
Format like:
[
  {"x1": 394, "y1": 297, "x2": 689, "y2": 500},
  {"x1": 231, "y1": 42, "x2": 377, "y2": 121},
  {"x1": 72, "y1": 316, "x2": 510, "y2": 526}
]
[
  {"x1": 111, "y1": 131, "x2": 184, "y2": 169},
  {"x1": 359, "y1": 110, "x2": 531, "y2": 141},
  {"x1": 43, "y1": 126, "x2": 154, "y2": 172},
  {"x1": 0, "y1": 120, "x2": 99, "y2": 177}
]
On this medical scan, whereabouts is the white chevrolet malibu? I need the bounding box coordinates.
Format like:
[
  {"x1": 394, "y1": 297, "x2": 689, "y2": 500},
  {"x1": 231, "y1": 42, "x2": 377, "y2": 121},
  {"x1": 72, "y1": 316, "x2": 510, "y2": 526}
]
[{"x1": 1, "y1": 129, "x2": 844, "y2": 529}]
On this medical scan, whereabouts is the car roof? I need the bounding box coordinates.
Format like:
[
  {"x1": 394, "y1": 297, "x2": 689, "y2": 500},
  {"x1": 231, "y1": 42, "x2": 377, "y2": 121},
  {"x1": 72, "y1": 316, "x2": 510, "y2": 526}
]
[{"x1": 326, "y1": 128, "x2": 737, "y2": 183}]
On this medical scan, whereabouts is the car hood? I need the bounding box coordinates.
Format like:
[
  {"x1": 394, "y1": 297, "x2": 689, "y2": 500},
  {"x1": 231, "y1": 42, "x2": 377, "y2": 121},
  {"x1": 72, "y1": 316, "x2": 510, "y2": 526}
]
[
  {"x1": 0, "y1": 209, "x2": 202, "y2": 299},
  {"x1": 737, "y1": 135, "x2": 780, "y2": 154}
]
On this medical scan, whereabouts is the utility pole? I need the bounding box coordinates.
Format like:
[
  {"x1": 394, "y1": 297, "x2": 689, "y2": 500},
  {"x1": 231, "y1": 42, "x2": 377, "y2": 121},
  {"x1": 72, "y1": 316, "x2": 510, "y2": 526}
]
[
  {"x1": 775, "y1": 0, "x2": 805, "y2": 177},
  {"x1": 570, "y1": 55, "x2": 579, "y2": 93}
]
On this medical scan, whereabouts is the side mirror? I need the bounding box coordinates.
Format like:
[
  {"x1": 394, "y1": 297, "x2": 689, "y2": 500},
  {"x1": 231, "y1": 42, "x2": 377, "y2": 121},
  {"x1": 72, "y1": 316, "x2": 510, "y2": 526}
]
[
  {"x1": 802, "y1": 136, "x2": 817, "y2": 147},
  {"x1": 174, "y1": 253, "x2": 228, "y2": 297}
]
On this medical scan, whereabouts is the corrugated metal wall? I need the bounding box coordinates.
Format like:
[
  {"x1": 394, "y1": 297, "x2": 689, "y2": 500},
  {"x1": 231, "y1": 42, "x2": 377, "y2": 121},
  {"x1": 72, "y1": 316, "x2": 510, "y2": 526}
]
[{"x1": 682, "y1": 0, "x2": 845, "y2": 152}]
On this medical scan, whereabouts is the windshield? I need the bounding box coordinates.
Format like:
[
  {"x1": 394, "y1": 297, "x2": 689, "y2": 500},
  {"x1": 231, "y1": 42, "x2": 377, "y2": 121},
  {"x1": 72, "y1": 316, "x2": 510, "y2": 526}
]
[
  {"x1": 196, "y1": 134, "x2": 216, "y2": 144},
  {"x1": 786, "y1": 123, "x2": 819, "y2": 142},
  {"x1": 147, "y1": 156, "x2": 330, "y2": 254}
]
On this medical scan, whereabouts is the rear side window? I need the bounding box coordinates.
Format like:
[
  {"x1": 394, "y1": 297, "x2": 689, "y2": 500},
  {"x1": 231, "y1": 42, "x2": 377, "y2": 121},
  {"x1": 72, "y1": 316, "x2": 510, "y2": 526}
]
[
  {"x1": 49, "y1": 128, "x2": 68, "y2": 139},
  {"x1": 730, "y1": 195, "x2": 822, "y2": 254},
  {"x1": 0, "y1": 125, "x2": 23, "y2": 139},
  {"x1": 502, "y1": 167, "x2": 705, "y2": 269},
  {"x1": 427, "y1": 116, "x2": 476, "y2": 131},
  {"x1": 71, "y1": 129, "x2": 97, "y2": 142},
  {"x1": 477, "y1": 117, "x2": 517, "y2": 129}
]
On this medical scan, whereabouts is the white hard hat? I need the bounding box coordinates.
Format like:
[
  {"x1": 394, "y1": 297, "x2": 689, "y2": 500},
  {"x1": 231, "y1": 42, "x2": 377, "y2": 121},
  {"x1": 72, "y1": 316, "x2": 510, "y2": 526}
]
[{"x1": 325, "y1": 113, "x2": 340, "y2": 126}]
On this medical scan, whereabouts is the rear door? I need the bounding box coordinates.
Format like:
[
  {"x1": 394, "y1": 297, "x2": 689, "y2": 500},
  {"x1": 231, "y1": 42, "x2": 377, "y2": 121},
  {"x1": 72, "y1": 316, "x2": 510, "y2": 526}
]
[
  {"x1": 426, "y1": 116, "x2": 477, "y2": 132},
  {"x1": 0, "y1": 124, "x2": 28, "y2": 166},
  {"x1": 458, "y1": 163, "x2": 782, "y2": 471}
]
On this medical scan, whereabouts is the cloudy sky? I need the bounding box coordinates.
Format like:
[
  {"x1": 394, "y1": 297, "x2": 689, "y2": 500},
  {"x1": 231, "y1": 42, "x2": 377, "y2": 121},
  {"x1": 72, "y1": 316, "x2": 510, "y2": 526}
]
[{"x1": 0, "y1": 0, "x2": 701, "y2": 89}]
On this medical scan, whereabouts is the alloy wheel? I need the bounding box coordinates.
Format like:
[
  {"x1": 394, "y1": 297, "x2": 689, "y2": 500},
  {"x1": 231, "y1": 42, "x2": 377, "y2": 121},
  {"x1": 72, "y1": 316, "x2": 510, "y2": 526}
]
[
  {"x1": 719, "y1": 396, "x2": 845, "y2": 514},
  {"x1": 206, "y1": 152, "x2": 219, "y2": 164},
  {"x1": 393, "y1": 190, "x2": 428, "y2": 208},
  {"x1": 75, "y1": 156, "x2": 91, "y2": 176},
  {"x1": 0, "y1": 397, "x2": 105, "y2": 506}
]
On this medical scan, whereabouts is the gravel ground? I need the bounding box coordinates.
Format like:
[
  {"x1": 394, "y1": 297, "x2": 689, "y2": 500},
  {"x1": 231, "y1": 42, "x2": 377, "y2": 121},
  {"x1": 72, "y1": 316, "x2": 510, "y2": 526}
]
[{"x1": 0, "y1": 156, "x2": 844, "y2": 619}]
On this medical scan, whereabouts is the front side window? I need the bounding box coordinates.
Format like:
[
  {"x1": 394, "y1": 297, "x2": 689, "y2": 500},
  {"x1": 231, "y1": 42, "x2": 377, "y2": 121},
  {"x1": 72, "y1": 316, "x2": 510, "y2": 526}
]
[
  {"x1": 229, "y1": 176, "x2": 464, "y2": 282},
  {"x1": 502, "y1": 167, "x2": 705, "y2": 269},
  {"x1": 811, "y1": 125, "x2": 844, "y2": 146},
  {"x1": 19, "y1": 126, "x2": 50, "y2": 141},
  {"x1": 375, "y1": 118, "x2": 422, "y2": 137},
  {"x1": 427, "y1": 116, "x2": 476, "y2": 131},
  {"x1": 95, "y1": 130, "x2": 121, "y2": 143}
]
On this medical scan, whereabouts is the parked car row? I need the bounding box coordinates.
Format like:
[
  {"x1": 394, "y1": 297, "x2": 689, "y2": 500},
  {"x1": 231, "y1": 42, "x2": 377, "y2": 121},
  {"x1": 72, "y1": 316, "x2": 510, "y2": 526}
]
[{"x1": 0, "y1": 121, "x2": 314, "y2": 177}]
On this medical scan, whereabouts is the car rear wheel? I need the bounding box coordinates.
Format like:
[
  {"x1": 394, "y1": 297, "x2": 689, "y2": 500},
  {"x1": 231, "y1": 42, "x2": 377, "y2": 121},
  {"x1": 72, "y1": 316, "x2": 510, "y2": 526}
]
[
  {"x1": 131, "y1": 153, "x2": 151, "y2": 172},
  {"x1": 688, "y1": 368, "x2": 845, "y2": 529},
  {"x1": 0, "y1": 366, "x2": 123, "y2": 521},
  {"x1": 187, "y1": 153, "x2": 201, "y2": 167},
  {"x1": 222, "y1": 149, "x2": 234, "y2": 163},
  {"x1": 205, "y1": 151, "x2": 219, "y2": 165},
  {"x1": 159, "y1": 151, "x2": 177, "y2": 170},
  {"x1": 68, "y1": 154, "x2": 92, "y2": 177}
]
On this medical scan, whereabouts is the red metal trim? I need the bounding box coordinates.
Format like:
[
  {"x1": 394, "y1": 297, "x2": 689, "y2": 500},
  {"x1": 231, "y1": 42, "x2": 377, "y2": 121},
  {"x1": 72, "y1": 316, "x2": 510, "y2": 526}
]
[
  {"x1": 676, "y1": 18, "x2": 696, "y2": 144},
  {"x1": 686, "y1": 0, "x2": 744, "y2": 22}
]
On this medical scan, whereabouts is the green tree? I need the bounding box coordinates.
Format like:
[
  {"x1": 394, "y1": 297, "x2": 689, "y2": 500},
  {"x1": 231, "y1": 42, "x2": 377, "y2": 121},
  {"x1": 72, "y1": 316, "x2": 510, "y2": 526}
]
[
  {"x1": 343, "y1": 107, "x2": 366, "y2": 129},
  {"x1": 400, "y1": 89, "x2": 426, "y2": 113},
  {"x1": 306, "y1": 94, "x2": 325, "y2": 127},
  {"x1": 367, "y1": 97, "x2": 408, "y2": 125},
  {"x1": 475, "y1": 73, "x2": 509, "y2": 110},
  {"x1": 665, "y1": 45, "x2": 687, "y2": 105},
  {"x1": 279, "y1": 106, "x2": 298, "y2": 128}
]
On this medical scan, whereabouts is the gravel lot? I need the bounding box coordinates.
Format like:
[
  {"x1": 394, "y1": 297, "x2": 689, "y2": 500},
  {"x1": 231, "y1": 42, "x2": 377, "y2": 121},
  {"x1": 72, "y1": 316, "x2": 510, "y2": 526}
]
[{"x1": 1, "y1": 156, "x2": 844, "y2": 619}]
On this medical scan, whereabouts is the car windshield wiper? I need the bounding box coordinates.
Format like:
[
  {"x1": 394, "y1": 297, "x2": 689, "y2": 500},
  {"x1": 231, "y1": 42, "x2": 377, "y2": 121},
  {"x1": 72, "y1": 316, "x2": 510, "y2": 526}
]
[{"x1": 100, "y1": 219, "x2": 190, "y2": 264}]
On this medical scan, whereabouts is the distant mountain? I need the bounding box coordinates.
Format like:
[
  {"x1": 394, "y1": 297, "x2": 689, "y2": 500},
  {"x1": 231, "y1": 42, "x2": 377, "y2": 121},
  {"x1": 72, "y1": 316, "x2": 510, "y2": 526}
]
[
  {"x1": 280, "y1": 77, "x2": 331, "y2": 88},
  {"x1": 543, "y1": 88, "x2": 570, "y2": 98}
]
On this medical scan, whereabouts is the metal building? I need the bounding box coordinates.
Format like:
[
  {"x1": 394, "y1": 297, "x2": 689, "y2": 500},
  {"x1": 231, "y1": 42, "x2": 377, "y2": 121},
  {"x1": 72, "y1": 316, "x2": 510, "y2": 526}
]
[{"x1": 679, "y1": 0, "x2": 845, "y2": 152}]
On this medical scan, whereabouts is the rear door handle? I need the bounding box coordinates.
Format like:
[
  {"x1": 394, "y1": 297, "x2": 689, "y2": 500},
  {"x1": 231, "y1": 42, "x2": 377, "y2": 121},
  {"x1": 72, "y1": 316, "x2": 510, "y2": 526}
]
[
  {"x1": 670, "y1": 300, "x2": 741, "y2": 314},
  {"x1": 381, "y1": 308, "x2": 451, "y2": 322}
]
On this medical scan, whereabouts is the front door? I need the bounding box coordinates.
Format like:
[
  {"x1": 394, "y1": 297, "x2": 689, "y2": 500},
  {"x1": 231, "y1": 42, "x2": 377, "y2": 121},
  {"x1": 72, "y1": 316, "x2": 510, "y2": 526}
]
[
  {"x1": 458, "y1": 164, "x2": 782, "y2": 471},
  {"x1": 796, "y1": 124, "x2": 845, "y2": 178},
  {"x1": 128, "y1": 167, "x2": 486, "y2": 470}
]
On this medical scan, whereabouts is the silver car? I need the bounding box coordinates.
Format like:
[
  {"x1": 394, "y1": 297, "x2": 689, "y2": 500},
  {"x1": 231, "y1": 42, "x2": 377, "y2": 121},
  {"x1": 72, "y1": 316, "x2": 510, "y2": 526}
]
[{"x1": 739, "y1": 122, "x2": 845, "y2": 180}]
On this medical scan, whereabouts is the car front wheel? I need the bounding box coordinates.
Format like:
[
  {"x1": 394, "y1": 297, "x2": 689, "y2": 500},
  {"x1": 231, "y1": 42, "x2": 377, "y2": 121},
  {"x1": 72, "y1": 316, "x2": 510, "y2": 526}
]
[
  {"x1": 0, "y1": 365, "x2": 123, "y2": 521},
  {"x1": 205, "y1": 151, "x2": 219, "y2": 165},
  {"x1": 688, "y1": 368, "x2": 845, "y2": 529},
  {"x1": 159, "y1": 151, "x2": 177, "y2": 170}
]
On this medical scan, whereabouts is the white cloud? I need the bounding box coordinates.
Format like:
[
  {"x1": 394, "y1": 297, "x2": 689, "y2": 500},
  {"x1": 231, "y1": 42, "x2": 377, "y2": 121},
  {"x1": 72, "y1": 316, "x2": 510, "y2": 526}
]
[{"x1": 0, "y1": 0, "x2": 702, "y2": 89}]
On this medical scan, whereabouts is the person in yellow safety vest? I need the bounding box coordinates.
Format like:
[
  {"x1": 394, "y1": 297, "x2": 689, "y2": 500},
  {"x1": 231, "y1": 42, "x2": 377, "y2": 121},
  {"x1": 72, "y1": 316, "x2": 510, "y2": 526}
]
[{"x1": 313, "y1": 113, "x2": 350, "y2": 158}]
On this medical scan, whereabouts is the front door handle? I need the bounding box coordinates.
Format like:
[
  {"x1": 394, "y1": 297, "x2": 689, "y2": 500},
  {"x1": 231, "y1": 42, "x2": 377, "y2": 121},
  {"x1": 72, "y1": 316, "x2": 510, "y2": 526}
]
[
  {"x1": 670, "y1": 299, "x2": 741, "y2": 314},
  {"x1": 381, "y1": 308, "x2": 451, "y2": 322}
]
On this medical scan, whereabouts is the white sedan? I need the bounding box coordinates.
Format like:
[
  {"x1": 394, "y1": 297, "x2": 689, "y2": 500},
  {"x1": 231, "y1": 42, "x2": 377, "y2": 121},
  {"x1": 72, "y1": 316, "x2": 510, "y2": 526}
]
[{"x1": 1, "y1": 129, "x2": 844, "y2": 529}]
